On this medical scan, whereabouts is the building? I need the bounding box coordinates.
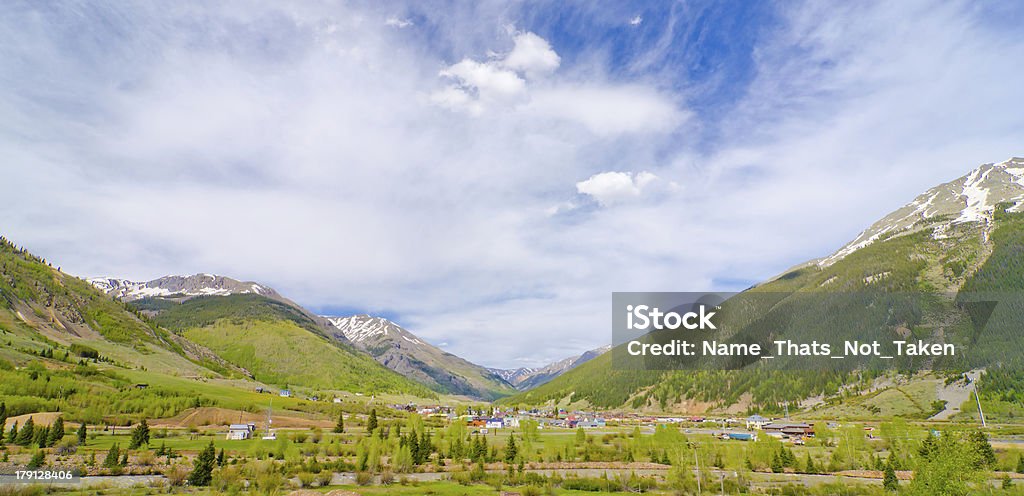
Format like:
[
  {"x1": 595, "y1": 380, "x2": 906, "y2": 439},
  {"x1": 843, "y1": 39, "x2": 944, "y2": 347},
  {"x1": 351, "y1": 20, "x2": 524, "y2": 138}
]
[
  {"x1": 226, "y1": 423, "x2": 256, "y2": 440},
  {"x1": 745, "y1": 415, "x2": 770, "y2": 430},
  {"x1": 485, "y1": 418, "x2": 504, "y2": 429},
  {"x1": 279, "y1": 390, "x2": 291, "y2": 398},
  {"x1": 502, "y1": 417, "x2": 520, "y2": 428},
  {"x1": 762, "y1": 422, "x2": 814, "y2": 437}
]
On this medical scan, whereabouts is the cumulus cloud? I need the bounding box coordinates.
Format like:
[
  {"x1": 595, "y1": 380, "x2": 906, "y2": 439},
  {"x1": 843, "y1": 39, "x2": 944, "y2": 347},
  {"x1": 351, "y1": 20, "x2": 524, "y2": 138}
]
[
  {"x1": 629, "y1": 15, "x2": 643, "y2": 26},
  {"x1": 576, "y1": 171, "x2": 676, "y2": 206},
  {"x1": 502, "y1": 32, "x2": 560, "y2": 78}
]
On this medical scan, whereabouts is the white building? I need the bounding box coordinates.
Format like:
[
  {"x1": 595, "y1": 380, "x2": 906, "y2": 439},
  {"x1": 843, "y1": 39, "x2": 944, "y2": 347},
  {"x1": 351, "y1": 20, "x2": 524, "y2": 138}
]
[{"x1": 226, "y1": 423, "x2": 256, "y2": 440}]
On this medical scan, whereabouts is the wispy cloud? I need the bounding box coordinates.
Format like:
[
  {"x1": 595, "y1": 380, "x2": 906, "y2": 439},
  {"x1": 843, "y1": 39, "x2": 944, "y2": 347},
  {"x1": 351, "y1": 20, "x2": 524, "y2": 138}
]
[{"x1": 0, "y1": 1, "x2": 1022, "y2": 368}]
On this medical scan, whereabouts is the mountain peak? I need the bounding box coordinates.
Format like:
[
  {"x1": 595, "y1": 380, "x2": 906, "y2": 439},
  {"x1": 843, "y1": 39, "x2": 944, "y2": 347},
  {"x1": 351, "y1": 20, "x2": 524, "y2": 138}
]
[
  {"x1": 819, "y1": 157, "x2": 1024, "y2": 267},
  {"x1": 88, "y1": 273, "x2": 277, "y2": 301}
]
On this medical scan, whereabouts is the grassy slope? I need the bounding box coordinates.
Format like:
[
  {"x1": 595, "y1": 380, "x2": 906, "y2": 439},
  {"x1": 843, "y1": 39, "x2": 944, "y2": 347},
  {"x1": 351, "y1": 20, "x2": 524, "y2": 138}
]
[
  {"x1": 152, "y1": 294, "x2": 435, "y2": 397},
  {"x1": 506, "y1": 212, "x2": 1005, "y2": 413}
]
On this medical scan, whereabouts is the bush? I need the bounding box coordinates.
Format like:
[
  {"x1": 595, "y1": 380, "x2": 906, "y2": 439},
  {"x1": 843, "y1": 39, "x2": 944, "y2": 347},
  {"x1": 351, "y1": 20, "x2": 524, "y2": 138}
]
[
  {"x1": 164, "y1": 464, "x2": 189, "y2": 486},
  {"x1": 297, "y1": 472, "x2": 316, "y2": 488},
  {"x1": 355, "y1": 471, "x2": 373, "y2": 486},
  {"x1": 379, "y1": 469, "x2": 394, "y2": 485},
  {"x1": 315, "y1": 470, "x2": 333, "y2": 487}
]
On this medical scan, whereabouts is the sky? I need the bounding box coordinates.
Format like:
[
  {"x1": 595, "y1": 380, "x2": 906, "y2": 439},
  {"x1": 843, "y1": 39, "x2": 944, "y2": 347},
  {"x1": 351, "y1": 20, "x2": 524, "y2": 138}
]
[{"x1": 2, "y1": 0, "x2": 1023, "y2": 369}]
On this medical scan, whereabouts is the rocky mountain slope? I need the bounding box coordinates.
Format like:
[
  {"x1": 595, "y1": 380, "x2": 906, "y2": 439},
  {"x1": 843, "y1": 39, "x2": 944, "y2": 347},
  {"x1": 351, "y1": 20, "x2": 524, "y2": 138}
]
[
  {"x1": 325, "y1": 315, "x2": 515, "y2": 400},
  {"x1": 490, "y1": 345, "x2": 611, "y2": 390},
  {"x1": 88, "y1": 274, "x2": 277, "y2": 301}
]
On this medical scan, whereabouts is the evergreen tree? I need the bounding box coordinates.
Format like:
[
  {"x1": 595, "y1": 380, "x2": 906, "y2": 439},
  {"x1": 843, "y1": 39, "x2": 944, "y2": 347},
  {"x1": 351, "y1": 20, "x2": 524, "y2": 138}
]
[
  {"x1": 770, "y1": 451, "x2": 783, "y2": 473},
  {"x1": 419, "y1": 430, "x2": 433, "y2": 464},
  {"x1": 128, "y1": 420, "x2": 150, "y2": 449},
  {"x1": 1017, "y1": 454, "x2": 1024, "y2": 474},
  {"x1": 27, "y1": 450, "x2": 45, "y2": 469},
  {"x1": 505, "y1": 433, "x2": 518, "y2": 463},
  {"x1": 334, "y1": 412, "x2": 345, "y2": 433},
  {"x1": 883, "y1": 462, "x2": 898, "y2": 491},
  {"x1": 15, "y1": 417, "x2": 34, "y2": 446},
  {"x1": 77, "y1": 423, "x2": 87, "y2": 445},
  {"x1": 366, "y1": 409, "x2": 378, "y2": 434},
  {"x1": 188, "y1": 441, "x2": 216, "y2": 486},
  {"x1": 48, "y1": 417, "x2": 64, "y2": 446},
  {"x1": 7, "y1": 422, "x2": 17, "y2": 444},
  {"x1": 969, "y1": 430, "x2": 996, "y2": 468},
  {"x1": 103, "y1": 444, "x2": 121, "y2": 468},
  {"x1": 217, "y1": 448, "x2": 225, "y2": 466},
  {"x1": 408, "y1": 430, "x2": 420, "y2": 464},
  {"x1": 0, "y1": 402, "x2": 6, "y2": 446},
  {"x1": 804, "y1": 452, "x2": 817, "y2": 474},
  {"x1": 120, "y1": 451, "x2": 128, "y2": 466},
  {"x1": 33, "y1": 424, "x2": 49, "y2": 448}
]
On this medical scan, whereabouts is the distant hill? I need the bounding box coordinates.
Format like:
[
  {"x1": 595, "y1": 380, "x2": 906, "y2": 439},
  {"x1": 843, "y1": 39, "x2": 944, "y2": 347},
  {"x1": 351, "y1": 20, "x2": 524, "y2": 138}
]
[
  {"x1": 489, "y1": 345, "x2": 611, "y2": 390},
  {"x1": 325, "y1": 315, "x2": 515, "y2": 400}
]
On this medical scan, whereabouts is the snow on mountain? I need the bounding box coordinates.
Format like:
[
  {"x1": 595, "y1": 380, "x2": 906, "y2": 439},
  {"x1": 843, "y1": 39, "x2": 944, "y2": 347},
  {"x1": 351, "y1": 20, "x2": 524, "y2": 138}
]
[
  {"x1": 819, "y1": 157, "x2": 1024, "y2": 267},
  {"x1": 88, "y1": 274, "x2": 277, "y2": 301},
  {"x1": 324, "y1": 314, "x2": 417, "y2": 344},
  {"x1": 491, "y1": 345, "x2": 612, "y2": 390},
  {"x1": 324, "y1": 314, "x2": 515, "y2": 399}
]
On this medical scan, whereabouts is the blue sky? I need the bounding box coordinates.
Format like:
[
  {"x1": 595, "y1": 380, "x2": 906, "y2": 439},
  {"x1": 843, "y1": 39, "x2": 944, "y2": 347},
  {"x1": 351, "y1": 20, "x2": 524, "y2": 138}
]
[{"x1": 2, "y1": 0, "x2": 1023, "y2": 368}]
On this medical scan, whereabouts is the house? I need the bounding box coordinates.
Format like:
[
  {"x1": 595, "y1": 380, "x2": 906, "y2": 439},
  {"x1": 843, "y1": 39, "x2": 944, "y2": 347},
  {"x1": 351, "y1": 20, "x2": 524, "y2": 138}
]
[
  {"x1": 762, "y1": 422, "x2": 815, "y2": 437},
  {"x1": 333, "y1": 398, "x2": 342, "y2": 404},
  {"x1": 485, "y1": 418, "x2": 504, "y2": 429},
  {"x1": 226, "y1": 423, "x2": 256, "y2": 440},
  {"x1": 577, "y1": 418, "x2": 606, "y2": 429},
  {"x1": 279, "y1": 390, "x2": 291, "y2": 398},
  {"x1": 725, "y1": 432, "x2": 756, "y2": 441},
  {"x1": 745, "y1": 415, "x2": 770, "y2": 430},
  {"x1": 502, "y1": 417, "x2": 520, "y2": 428}
]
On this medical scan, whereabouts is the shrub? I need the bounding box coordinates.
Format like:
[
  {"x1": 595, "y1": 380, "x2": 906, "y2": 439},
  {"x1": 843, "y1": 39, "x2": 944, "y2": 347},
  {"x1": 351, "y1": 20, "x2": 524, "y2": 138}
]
[
  {"x1": 379, "y1": 469, "x2": 394, "y2": 485},
  {"x1": 164, "y1": 464, "x2": 189, "y2": 486},
  {"x1": 355, "y1": 471, "x2": 373, "y2": 486},
  {"x1": 315, "y1": 470, "x2": 333, "y2": 487},
  {"x1": 297, "y1": 472, "x2": 315, "y2": 488}
]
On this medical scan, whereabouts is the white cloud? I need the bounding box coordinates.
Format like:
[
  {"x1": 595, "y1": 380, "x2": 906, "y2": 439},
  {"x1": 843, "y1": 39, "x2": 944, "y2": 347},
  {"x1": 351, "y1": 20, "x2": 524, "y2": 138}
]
[
  {"x1": 1, "y1": 1, "x2": 1022, "y2": 370},
  {"x1": 501, "y1": 32, "x2": 560, "y2": 78},
  {"x1": 629, "y1": 15, "x2": 643, "y2": 26},
  {"x1": 385, "y1": 17, "x2": 413, "y2": 28},
  {"x1": 576, "y1": 171, "x2": 676, "y2": 206},
  {"x1": 525, "y1": 85, "x2": 686, "y2": 136},
  {"x1": 439, "y1": 58, "x2": 526, "y2": 102}
]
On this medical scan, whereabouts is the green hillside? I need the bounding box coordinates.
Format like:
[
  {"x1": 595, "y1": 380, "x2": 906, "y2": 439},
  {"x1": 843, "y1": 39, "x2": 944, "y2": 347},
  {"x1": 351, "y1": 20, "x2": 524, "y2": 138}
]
[
  {"x1": 150, "y1": 295, "x2": 434, "y2": 396},
  {"x1": 505, "y1": 207, "x2": 1024, "y2": 414}
]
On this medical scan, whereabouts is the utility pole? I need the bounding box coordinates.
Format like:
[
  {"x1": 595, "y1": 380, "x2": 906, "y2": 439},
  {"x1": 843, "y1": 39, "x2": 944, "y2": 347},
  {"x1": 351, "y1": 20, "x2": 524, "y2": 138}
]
[
  {"x1": 695, "y1": 449, "x2": 701, "y2": 495},
  {"x1": 971, "y1": 373, "x2": 987, "y2": 428}
]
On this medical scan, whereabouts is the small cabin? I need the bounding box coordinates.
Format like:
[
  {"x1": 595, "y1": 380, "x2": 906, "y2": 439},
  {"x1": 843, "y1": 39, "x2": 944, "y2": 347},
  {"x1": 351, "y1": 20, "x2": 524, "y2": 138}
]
[{"x1": 226, "y1": 423, "x2": 256, "y2": 440}]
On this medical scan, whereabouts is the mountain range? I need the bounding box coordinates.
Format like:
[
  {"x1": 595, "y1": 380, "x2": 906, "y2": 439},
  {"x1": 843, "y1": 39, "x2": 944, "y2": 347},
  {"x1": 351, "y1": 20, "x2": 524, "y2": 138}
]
[
  {"x1": 488, "y1": 345, "x2": 612, "y2": 390},
  {"x1": 84, "y1": 275, "x2": 597, "y2": 399}
]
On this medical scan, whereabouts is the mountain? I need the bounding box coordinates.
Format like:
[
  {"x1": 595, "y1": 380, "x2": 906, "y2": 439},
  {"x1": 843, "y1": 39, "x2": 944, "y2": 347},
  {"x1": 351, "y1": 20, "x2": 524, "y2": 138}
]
[
  {"x1": 490, "y1": 345, "x2": 612, "y2": 390},
  {"x1": 504, "y1": 157, "x2": 1024, "y2": 414},
  {"x1": 88, "y1": 274, "x2": 277, "y2": 302},
  {"x1": 325, "y1": 315, "x2": 515, "y2": 400}
]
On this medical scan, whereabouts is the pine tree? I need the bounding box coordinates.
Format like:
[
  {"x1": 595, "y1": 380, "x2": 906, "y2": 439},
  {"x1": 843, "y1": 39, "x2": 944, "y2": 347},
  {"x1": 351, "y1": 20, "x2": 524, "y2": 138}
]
[
  {"x1": 804, "y1": 452, "x2": 817, "y2": 474},
  {"x1": 129, "y1": 419, "x2": 150, "y2": 449},
  {"x1": 408, "y1": 430, "x2": 420, "y2": 464},
  {"x1": 188, "y1": 441, "x2": 216, "y2": 486},
  {"x1": 217, "y1": 448, "x2": 225, "y2": 466},
  {"x1": 77, "y1": 423, "x2": 87, "y2": 445},
  {"x1": 15, "y1": 417, "x2": 34, "y2": 446},
  {"x1": 770, "y1": 451, "x2": 783, "y2": 473},
  {"x1": 103, "y1": 444, "x2": 121, "y2": 468},
  {"x1": 883, "y1": 462, "x2": 898, "y2": 491},
  {"x1": 0, "y1": 402, "x2": 6, "y2": 446},
  {"x1": 120, "y1": 451, "x2": 128, "y2": 466},
  {"x1": 505, "y1": 433, "x2": 518, "y2": 463},
  {"x1": 970, "y1": 430, "x2": 996, "y2": 468},
  {"x1": 48, "y1": 417, "x2": 64, "y2": 446},
  {"x1": 27, "y1": 450, "x2": 45, "y2": 469},
  {"x1": 366, "y1": 409, "x2": 378, "y2": 434},
  {"x1": 33, "y1": 425, "x2": 49, "y2": 448},
  {"x1": 1017, "y1": 454, "x2": 1024, "y2": 474},
  {"x1": 334, "y1": 412, "x2": 345, "y2": 433},
  {"x1": 7, "y1": 422, "x2": 17, "y2": 444}
]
